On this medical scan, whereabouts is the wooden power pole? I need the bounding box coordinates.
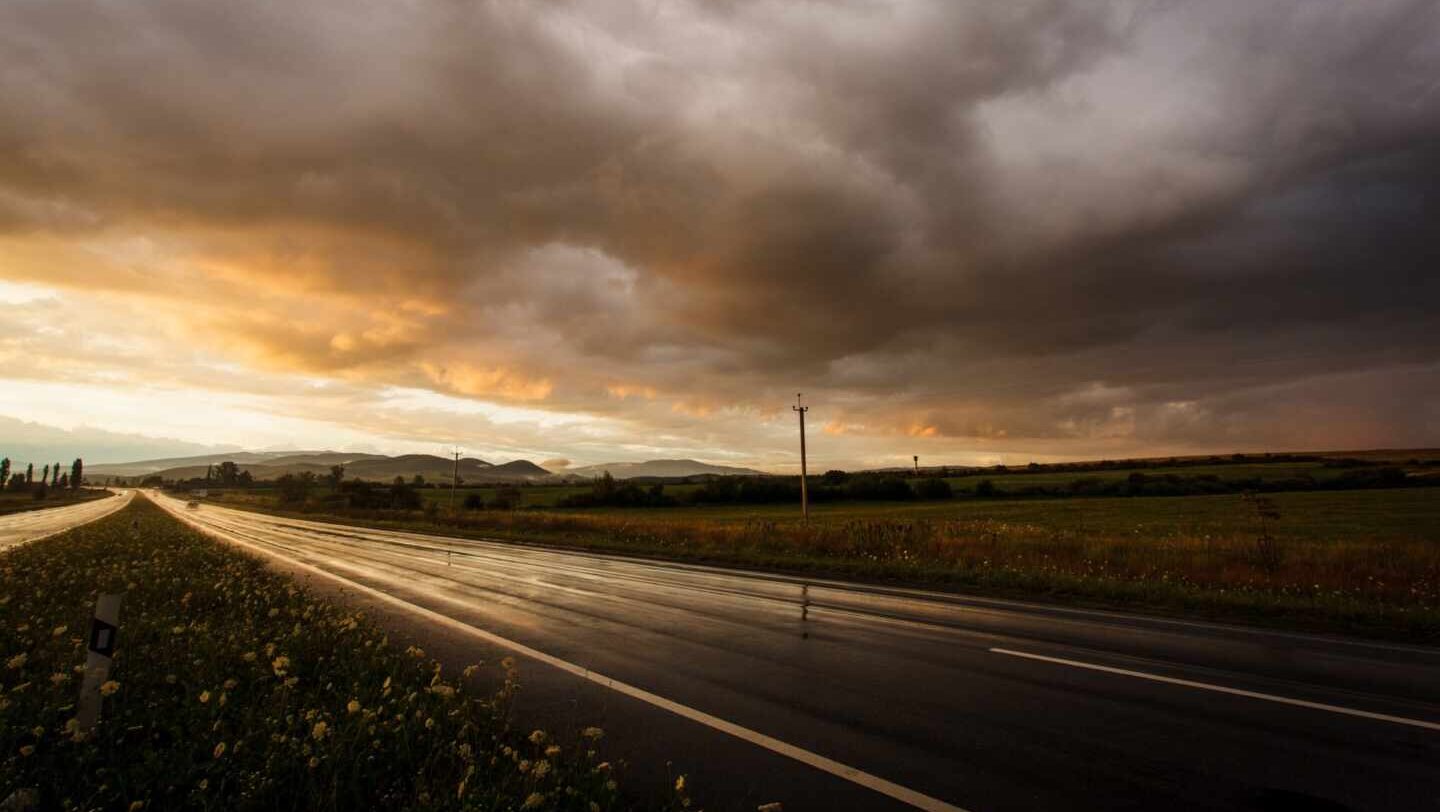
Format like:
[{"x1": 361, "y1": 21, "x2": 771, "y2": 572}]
[
  {"x1": 914, "y1": 455, "x2": 920, "y2": 476},
  {"x1": 793, "y1": 393, "x2": 810, "y2": 521},
  {"x1": 450, "y1": 448, "x2": 461, "y2": 513}
]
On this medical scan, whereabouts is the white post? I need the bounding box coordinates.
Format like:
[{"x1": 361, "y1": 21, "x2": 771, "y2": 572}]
[{"x1": 76, "y1": 593, "x2": 123, "y2": 730}]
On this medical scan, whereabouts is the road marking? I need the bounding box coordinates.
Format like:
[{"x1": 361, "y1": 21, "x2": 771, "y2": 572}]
[
  {"x1": 990, "y1": 647, "x2": 1440, "y2": 732},
  {"x1": 155, "y1": 496, "x2": 971, "y2": 812}
]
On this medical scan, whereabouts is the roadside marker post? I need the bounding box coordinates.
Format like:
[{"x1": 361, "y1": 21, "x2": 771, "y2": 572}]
[{"x1": 76, "y1": 593, "x2": 123, "y2": 731}]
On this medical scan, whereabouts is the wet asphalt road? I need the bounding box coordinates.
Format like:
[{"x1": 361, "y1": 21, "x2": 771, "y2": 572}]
[
  {"x1": 0, "y1": 490, "x2": 131, "y2": 552},
  {"x1": 145, "y1": 492, "x2": 1440, "y2": 812}
]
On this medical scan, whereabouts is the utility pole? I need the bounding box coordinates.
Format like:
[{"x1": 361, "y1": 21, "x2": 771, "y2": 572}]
[
  {"x1": 793, "y1": 393, "x2": 810, "y2": 521},
  {"x1": 914, "y1": 455, "x2": 920, "y2": 477},
  {"x1": 450, "y1": 448, "x2": 462, "y2": 514}
]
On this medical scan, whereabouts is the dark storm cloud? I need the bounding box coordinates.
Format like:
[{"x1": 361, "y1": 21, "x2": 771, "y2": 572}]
[{"x1": 1, "y1": 0, "x2": 1438, "y2": 454}]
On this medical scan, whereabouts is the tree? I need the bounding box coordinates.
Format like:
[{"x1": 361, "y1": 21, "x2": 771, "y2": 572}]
[
  {"x1": 237, "y1": 470, "x2": 254, "y2": 486},
  {"x1": 26, "y1": 463, "x2": 33, "y2": 484},
  {"x1": 0, "y1": 458, "x2": 8, "y2": 487},
  {"x1": 58, "y1": 473, "x2": 69, "y2": 488},
  {"x1": 215, "y1": 461, "x2": 239, "y2": 486},
  {"x1": 328, "y1": 464, "x2": 346, "y2": 492},
  {"x1": 71, "y1": 458, "x2": 83, "y2": 489},
  {"x1": 41, "y1": 464, "x2": 50, "y2": 485},
  {"x1": 412, "y1": 474, "x2": 426, "y2": 487}
]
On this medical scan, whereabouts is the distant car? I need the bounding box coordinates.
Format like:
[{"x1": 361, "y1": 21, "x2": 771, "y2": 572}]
[{"x1": 186, "y1": 501, "x2": 200, "y2": 509}]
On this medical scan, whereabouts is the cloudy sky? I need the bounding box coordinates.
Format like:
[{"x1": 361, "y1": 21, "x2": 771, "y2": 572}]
[{"x1": 1, "y1": 0, "x2": 1437, "y2": 470}]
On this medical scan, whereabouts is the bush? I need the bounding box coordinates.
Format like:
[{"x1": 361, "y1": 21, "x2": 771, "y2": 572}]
[{"x1": 914, "y1": 478, "x2": 953, "y2": 500}]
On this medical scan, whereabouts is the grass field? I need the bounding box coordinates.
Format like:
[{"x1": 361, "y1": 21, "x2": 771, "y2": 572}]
[
  {"x1": 209, "y1": 487, "x2": 1440, "y2": 641},
  {"x1": 0, "y1": 497, "x2": 688, "y2": 811},
  {"x1": 0, "y1": 487, "x2": 111, "y2": 517}
]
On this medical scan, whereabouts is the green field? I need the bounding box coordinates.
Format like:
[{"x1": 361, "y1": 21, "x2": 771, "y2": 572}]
[{"x1": 567, "y1": 488, "x2": 1439, "y2": 542}]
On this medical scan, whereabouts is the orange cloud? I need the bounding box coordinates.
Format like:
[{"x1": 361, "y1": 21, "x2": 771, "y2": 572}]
[{"x1": 421, "y1": 362, "x2": 553, "y2": 402}]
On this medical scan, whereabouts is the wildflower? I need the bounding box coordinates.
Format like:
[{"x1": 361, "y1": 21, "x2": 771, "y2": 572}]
[
  {"x1": 522, "y1": 792, "x2": 546, "y2": 810},
  {"x1": 242, "y1": 651, "x2": 257, "y2": 662},
  {"x1": 272, "y1": 655, "x2": 291, "y2": 677},
  {"x1": 50, "y1": 672, "x2": 70, "y2": 686},
  {"x1": 213, "y1": 742, "x2": 227, "y2": 758},
  {"x1": 463, "y1": 664, "x2": 479, "y2": 678},
  {"x1": 197, "y1": 779, "x2": 209, "y2": 791},
  {"x1": 347, "y1": 699, "x2": 361, "y2": 714},
  {"x1": 518, "y1": 759, "x2": 532, "y2": 773},
  {"x1": 171, "y1": 625, "x2": 186, "y2": 634},
  {"x1": 100, "y1": 680, "x2": 121, "y2": 696},
  {"x1": 582, "y1": 726, "x2": 604, "y2": 740},
  {"x1": 382, "y1": 676, "x2": 392, "y2": 690},
  {"x1": 545, "y1": 745, "x2": 561, "y2": 757},
  {"x1": 30, "y1": 726, "x2": 43, "y2": 738},
  {"x1": 431, "y1": 685, "x2": 454, "y2": 698},
  {"x1": 676, "y1": 775, "x2": 687, "y2": 793},
  {"x1": 198, "y1": 690, "x2": 211, "y2": 704},
  {"x1": 425, "y1": 717, "x2": 435, "y2": 730},
  {"x1": 528, "y1": 729, "x2": 547, "y2": 745},
  {"x1": 308, "y1": 756, "x2": 320, "y2": 769},
  {"x1": 311, "y1": 721, "x2": 328, "y2": 741},
  {"x1": 758, "y1": 804, "x2": 784, "y2": 812},
  {"x1": 6, "y1": 653, "x2": 26, "y2": 670},
  {"x1": 128, "y1": 802, "x2": 145, "y2": 811},
  {"x1": 19, "y1": 745, "x2": 34, "y2": 756},
  {"x1": 533, "y1": 760, "x2": 551, "y2": 778},
  {"x1": 51, "y1": 625, "x2": 67, "y2": 637},
  {"x1": 223, "y1": 678, "x2": 238, "y2": 690}
]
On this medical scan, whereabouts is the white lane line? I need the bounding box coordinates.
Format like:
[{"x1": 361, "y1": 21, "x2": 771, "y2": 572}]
[
  {"x1": 990, "y1": 647, "x2": 1440, "y2": 732},
  {"x1": 155, "y1": 497, "x2": 971, "y2": 812}
]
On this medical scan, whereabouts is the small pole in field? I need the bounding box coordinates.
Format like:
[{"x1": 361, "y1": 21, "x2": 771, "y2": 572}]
[
  {"x1": 914, "y1": 455, "x2": 920, "y2": 477},
  {"x1": 793, "y1": 393, "x2": 810, "y2": 521},
  {"x1": 76, "y1": 593, "x2": 123, "y2": 731},
  {"x1": 450, "y1": 447, "x2": 462, "y2": 515}
]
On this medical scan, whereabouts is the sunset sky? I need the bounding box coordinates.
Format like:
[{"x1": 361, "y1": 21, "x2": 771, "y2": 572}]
[{"x1": 1, "y1": 0, "x2": 1437, "y2": 471}]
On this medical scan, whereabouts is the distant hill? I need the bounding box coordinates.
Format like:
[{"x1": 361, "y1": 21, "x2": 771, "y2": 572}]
[
  {"x1": 563, "y1": 459, "x2": 762, "y2": 479},
  {"x1": 89, "y1": 451, "x2": 553, "y2": 483}
]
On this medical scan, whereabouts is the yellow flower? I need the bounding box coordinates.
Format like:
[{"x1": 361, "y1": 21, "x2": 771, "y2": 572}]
[
  {"x1": 532, "y1": 760, "x2": 551, "y2": 778},
  {"x1": 308, "y1": 756, "x2": 320, "y2": 769},
  {"x1": 128, "y1": 802, "x2": 145, "y2": 812},
  {"x1": 347, "y1": 699, "x2": 361, "y2": 714},
  {"x1": 675, "y1": 775, "x2": 686, "y2": 793},
  {"x1": 213, "y1": 742, "x2": 227, "y2": 758},
  {"x1": 311, "y1": 721, "x2": 328, "y2": 741},
  {"x1": 522, "y1": 792, "x2": 546, "y2": 810},
  {"x1": 223, "y1": 678, "x2": 238, "y2": 690},
  {"x1": 544, "y1": 745, "x2": 561, "y2": 757},
  {"x1": 6, "y1": 653, "x2": 26, "y2": 670},
  {"x1": 272, "y1": 655, "x2": 290, "y2": 676},
  {"x1": 51, "y1": 625, "x2": 67, "y2": 638},
  {"x1": 100, "y1": 680, "x2": 120, "y2": 696},
  {"x1": 528, "y1": 729, "x2": 547, "y2": 745},
  {"x1": 198, "y1": 691, "x2": 211, "y2": 704},
  {"x1": 582, "y1": 726, "x2": 604, "y2": 740},
  {"x1": 19, "y1": 745, "x2": 34, "y2": 756}
]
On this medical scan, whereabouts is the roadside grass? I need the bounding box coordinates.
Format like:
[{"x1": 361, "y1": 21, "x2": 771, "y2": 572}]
[
  {"x1": 0, "y1": 497, "x2": 690, "y2": 811},
  {"x1": 210, "y1": 489, "x2": 1440, "y2": 642},
  {"x1": 0, "y1": 488, "x2": 111, "y2": 517}
]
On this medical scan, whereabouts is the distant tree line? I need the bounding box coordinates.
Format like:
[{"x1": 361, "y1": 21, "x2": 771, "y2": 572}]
[{"x1": 0, "y1": 456, "x2": 86, "y2": 499}]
